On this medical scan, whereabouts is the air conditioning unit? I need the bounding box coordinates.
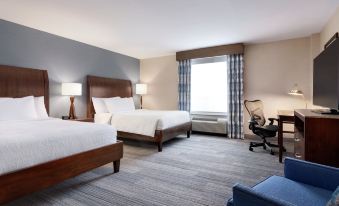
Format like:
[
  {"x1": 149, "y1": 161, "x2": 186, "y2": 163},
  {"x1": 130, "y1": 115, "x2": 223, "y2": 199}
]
[{"x1": 192, "y1": 117, "x2": 227, "y2": 135}]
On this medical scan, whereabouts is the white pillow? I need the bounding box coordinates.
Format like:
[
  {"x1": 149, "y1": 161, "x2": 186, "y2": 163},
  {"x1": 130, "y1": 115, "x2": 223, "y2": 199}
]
[
  {"x1": 0, "y1": 96, "x2": 38, "y2": 121},
  {"x1": 0, "y1": 98, "x2": 12, "y2": 120},
  {"x1": 92, "y1": 97, "x2": 120, "y2": 113},
  {"x1": 103, "y1": 97, "x2": 123, "y2": 113},
  {"x1": 104, "y1": 97, "x2": 135, "y2": 113},
  {"x1": 94, "y1": 113, "x2": 112, "y2": 124},
  {"x1": 123, "y1": 97, "x2": 136, "y2": 111},
  {"x1": 34, "y1": 96, "x2": 49, "y2": 119}
]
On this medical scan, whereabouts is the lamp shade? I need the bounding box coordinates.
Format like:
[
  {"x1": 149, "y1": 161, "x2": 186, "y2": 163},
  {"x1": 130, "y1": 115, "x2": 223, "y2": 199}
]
[
  {"x1": 288, "y1": 84, "x2": 303, "y2": 96},
  {"x1": 61, "y1": 83, "x2": 82, "y2": 96},
  {"x1": 136, "y1": 84, "x2": 147, "y2": 95}
]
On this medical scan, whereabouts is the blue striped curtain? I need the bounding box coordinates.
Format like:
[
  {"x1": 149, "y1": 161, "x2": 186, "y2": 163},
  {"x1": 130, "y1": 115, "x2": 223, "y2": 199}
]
[
  {"x1": 178, "y1": 59, "x2": 191, "y2": 111},
  {"x1": 227, "y1": 54, "x2": 244, "y2": 139}
]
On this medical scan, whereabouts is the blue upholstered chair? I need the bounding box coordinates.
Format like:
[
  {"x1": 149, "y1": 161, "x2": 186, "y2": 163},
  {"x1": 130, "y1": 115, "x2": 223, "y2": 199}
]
[{"x1": 226, "y1": 158, "x2": 339, "y2": 206}]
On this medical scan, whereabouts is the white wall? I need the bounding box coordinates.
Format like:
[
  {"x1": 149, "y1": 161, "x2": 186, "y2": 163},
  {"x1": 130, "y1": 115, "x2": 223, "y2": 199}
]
[
  {"x1": 140, "y1": 8, "x2": 339, "y2": 136},
  {"x1": 244, "y1": 37, "x2": 312, "y2": 134},
  {"x1": 140, "y1": 55, "x2": 179, "y2": 110},
  {"x1": 140, "y1": 38, "x2": 313, "y2": 135},
  {"x1": 140, "y1": 39, "x2": 313, "y2": 135},
  {"x1": 320, "y1": 7, "x2": 339, "y2": 49}
]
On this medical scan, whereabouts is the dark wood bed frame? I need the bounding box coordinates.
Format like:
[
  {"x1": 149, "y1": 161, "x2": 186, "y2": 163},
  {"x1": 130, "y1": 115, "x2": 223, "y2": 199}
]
[
  {"x1": 87, "y1": 75, "x2": 192, "y2": 152},
  {"x1": 0, "y1": 65, "x2": 123, "y2": 204}
]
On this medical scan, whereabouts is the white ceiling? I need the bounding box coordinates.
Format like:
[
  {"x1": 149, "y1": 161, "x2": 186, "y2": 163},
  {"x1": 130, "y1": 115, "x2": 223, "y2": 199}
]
[{"x1": 0, "y1": 0, "x2": 338, "y2": 59}]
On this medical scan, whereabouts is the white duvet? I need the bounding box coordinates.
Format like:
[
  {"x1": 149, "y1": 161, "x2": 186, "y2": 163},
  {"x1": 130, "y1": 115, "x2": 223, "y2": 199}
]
[
  {"x1": 95, "y1": 109, "x2": 191, "y2": 137},
  {"x1": 0, "y1": 118, "x2": 117, "y2": 175}
]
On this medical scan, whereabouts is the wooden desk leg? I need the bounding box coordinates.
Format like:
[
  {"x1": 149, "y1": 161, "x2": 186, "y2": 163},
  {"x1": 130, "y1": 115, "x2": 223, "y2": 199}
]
[{"x1": 278, "y1": 119, "x2": 283, "y2": 163}]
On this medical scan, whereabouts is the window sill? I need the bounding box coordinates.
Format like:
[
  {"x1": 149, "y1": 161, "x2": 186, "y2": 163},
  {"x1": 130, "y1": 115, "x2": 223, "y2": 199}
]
[
  {"x1": 191, "y1": 111, "x2": 227, "y2": 116},
  {"x1": 191, "y1": 112, "x2": 227, "y2": 121}
]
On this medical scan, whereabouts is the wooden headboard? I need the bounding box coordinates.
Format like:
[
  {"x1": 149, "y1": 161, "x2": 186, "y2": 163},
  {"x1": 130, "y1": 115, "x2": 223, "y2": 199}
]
[
  {"x1": 0, "y1": 65, "x2": 49, "y2": 114},
  {"x1": 87, "y1": 75, "x2": 133, "y2": 118}
]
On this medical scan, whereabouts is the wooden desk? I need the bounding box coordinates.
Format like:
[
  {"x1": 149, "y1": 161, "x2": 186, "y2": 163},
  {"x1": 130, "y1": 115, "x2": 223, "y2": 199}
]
[
  {"x1": 294, "y1": 109, "x2": 339, "y2": 167},
  {"x1": 277, "y1": 110, "x2": 295, "y2": 163}
]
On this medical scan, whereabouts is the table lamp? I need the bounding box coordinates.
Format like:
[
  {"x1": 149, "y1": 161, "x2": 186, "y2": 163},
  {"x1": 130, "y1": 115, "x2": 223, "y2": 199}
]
[
  {"x1": 288, "y1": 84, "x2": 307, "y2": 108},
  {"x1": 136, "y1": 83, "x2": 147, "y2": 109},
  {"x1": 62, "y1": 83, "x2": 82, "y2": 119}
]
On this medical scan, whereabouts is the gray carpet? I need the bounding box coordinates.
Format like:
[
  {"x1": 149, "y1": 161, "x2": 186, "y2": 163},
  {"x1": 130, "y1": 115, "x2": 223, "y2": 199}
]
[{"x1": 7, "y1": 134, "x2": 290, "y2": 206}]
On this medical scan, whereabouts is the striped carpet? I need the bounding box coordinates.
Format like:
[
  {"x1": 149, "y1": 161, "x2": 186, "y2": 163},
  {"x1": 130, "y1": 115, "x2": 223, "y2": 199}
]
[{"x1": 7, "y1": 134, "x2": 290, "y2": 206}]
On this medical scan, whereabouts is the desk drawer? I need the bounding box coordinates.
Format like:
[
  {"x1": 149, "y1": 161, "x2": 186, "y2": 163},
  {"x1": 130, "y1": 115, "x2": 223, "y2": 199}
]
[{"x1": 294, "y1": 132, "x2": 305, "y2": 159}]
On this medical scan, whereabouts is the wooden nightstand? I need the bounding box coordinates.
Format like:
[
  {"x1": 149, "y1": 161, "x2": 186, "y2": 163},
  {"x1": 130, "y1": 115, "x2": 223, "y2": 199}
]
[{"x1": 63, "y1": 117, "x2": 94, "y2": 122}]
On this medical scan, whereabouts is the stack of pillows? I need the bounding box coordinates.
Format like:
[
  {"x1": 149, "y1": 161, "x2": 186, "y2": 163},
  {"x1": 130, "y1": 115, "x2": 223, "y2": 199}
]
[
  {"x1": 0, "y1": 96, "x2": 48, "y2": 121},
  {"x1": 92, "y1": 97, "x2": 135, "y2": 114}
]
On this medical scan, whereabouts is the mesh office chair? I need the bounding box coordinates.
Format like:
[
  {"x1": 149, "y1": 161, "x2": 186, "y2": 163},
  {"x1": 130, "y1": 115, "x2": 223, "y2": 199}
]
[{"x1": 244, "y1": 100, "x2": 280, "y2": 155}]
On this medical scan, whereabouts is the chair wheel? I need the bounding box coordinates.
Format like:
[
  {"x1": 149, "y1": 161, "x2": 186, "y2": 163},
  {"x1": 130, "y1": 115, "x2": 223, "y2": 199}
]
[
  {"x1": 270, "y1": 150, "x2": 274, "y2": 155},
  {"x1": 249, "y1": 147, "x2": 253, "y2": 151}
]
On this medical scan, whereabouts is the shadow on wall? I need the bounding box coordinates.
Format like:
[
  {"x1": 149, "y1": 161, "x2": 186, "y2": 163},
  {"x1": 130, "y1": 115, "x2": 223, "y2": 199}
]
[{"x1": 140, "y1": 57, "x2": 179, "y2": 110}]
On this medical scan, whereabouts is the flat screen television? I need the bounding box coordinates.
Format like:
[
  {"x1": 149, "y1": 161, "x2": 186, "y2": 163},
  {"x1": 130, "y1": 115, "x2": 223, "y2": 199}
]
[{"x1": 313, "y1": 38, "x2": 339, "y2": 113}]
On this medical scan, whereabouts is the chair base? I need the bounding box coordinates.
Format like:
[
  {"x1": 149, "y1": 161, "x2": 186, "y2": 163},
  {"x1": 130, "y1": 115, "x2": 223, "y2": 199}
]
[{"x1": 249, "y1": 141, "x2": 285, "y2": 155}]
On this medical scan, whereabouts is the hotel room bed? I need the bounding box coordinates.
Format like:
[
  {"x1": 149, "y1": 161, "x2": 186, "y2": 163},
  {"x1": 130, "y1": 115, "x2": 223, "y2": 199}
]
[
  {"x1": 0, "y1": 65, "x2": 123, "y2": 204},
  {"x1": 87, "y1": 75, "x2": 192, "y2": 152},
  {"x1": 0, "y1": 118, "x2": 117, "y2": 175},
  {"x1": 95, "y1": 109, "x2": 191, "y2": 136}
]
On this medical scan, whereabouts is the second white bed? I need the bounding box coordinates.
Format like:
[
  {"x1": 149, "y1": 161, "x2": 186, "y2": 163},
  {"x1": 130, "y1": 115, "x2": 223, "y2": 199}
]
[{"x1": 95, "y1": 109, "x2": 191, "y2": 137}]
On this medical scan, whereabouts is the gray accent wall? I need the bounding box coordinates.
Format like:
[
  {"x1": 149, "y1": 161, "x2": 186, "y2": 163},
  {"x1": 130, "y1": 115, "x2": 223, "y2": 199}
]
[{"x1": 0, "y1": 19, "x2": 140, "y2": 117}]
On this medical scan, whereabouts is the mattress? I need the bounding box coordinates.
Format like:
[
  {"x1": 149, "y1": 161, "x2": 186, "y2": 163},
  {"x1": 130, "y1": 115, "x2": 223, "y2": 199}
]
[
  {"x1": 0, "y1": 118, "x2": 117, "y2": 175},
  {"x1": 95, "y1": 109, "x2": 191, "y2": 136}
]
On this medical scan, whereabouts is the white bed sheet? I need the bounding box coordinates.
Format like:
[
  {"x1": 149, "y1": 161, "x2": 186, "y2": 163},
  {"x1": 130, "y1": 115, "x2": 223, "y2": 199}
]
[
  {"x1": 95, "y1": 109, "x2": 191, "y2": 137},
  {"x1": 0, "y1": 118, "x2": 117, "y2": 175}
]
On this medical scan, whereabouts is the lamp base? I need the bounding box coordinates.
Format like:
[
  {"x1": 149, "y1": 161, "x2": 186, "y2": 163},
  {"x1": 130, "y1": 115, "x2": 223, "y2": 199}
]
[{"x1": 69, "y1": 96, "x2": 77, "y2": 119}]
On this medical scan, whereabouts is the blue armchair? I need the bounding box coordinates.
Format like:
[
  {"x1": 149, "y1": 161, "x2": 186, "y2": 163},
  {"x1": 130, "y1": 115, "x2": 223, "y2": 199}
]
[{"x1": 227, "y1": 158, "x2": 339, "y2": 206}]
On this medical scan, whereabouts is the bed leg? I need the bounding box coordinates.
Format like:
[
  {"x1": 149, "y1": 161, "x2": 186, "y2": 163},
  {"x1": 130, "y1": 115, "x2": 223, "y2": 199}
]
[
  {"x1": 157, "y1": 142, "x2": 163, "y2": 152},
  {"x1": 187, "y1": 130, "x2": 191, "y2": 138},
  {"x1": 113, "y1": 160, "x2": 120, "y2": 173}
]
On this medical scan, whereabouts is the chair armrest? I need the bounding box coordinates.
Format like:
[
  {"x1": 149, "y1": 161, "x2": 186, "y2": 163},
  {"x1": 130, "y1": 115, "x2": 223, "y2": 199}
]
[
  {"x1": 231, "y1": 184, "x2": 294, "y2": 206},
  {"x1": 268, "y1": 118, "x2": 278, "y2": 125},
  {"x1": 284, "y1": 157, "x2": 339, "y2": 191},
  {"x1": 248, "y1": 119, "x2": 258, "y2": 130},
  {"x1": 248, "y1": 119, "x2": 257, "y2": 124}
]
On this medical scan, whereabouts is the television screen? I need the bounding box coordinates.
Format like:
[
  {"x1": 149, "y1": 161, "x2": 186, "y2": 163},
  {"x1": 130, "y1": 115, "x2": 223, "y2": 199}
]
[{"x1": 313, "y1": 38, "x2": 339, "y2": 110}]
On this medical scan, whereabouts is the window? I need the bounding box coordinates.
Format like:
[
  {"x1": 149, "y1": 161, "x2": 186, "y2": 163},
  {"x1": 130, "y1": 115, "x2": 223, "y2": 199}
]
[{"x1": 191, "y1": 57, "x2": 227, "y2": 114}]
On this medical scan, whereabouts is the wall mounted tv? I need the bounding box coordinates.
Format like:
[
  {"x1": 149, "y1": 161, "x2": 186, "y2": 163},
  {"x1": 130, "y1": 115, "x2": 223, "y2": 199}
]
[{"x1": 313, "y1": 37, "x2": 339, "y2": 113}]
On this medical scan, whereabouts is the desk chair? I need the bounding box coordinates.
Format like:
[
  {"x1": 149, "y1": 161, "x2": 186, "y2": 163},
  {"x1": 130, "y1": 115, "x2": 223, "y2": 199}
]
[{"x1": 244, "y1": 100, "x2": 280, "y2": 155}]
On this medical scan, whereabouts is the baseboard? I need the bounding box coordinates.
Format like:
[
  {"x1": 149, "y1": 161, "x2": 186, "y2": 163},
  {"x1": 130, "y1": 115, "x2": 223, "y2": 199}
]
[{"x1": 192, "y1": 131, "x2": 227, "y2": 137}]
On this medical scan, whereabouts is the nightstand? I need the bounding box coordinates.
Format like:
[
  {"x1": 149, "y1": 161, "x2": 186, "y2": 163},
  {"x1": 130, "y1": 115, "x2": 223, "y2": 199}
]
[{"x1": 63, "y1": 117, "x2": 94, "y2": 122}]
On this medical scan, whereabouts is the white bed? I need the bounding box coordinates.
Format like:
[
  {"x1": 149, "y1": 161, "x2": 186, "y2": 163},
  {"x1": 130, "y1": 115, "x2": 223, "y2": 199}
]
[
  {"x1": 95, "y1": 109, "x2": 191, "y2": 136},
  {"x1": 87, "y1": 76, "x2": 192, "y2": 152},
  {"x1": 0, "y1": 68, "x2": 123, "y2": 204},
  {"x1": 0, "y1": 118, "x2": 117, "y2": 175}
]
